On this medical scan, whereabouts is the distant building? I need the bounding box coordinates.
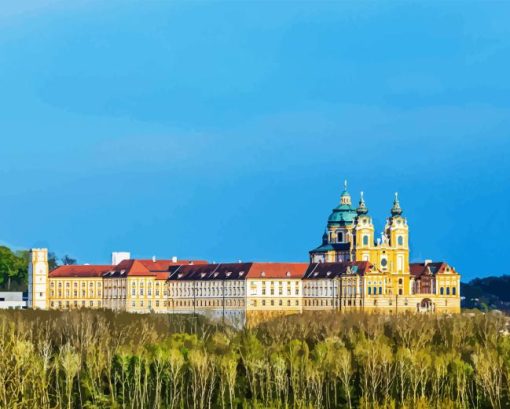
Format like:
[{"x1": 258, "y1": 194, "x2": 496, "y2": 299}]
[
  {"x1": 0, "y1": 292, "x2": 26, "y2": 309},
  {"x1": 27, "y1": 181, "x2": 461, "y2": 321}
]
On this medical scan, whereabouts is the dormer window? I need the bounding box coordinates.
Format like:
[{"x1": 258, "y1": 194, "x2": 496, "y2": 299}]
[
  {"x1": 286, "y1": 271, "x2": 291, "y2": 277},
  {"x1": 261, "y1": 272, "x2": 266, "y2": 277}
]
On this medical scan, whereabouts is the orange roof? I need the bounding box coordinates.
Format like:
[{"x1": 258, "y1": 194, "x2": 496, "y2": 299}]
[
  {"x1": 246, "y1": 262, "x2": 309, "y2": 279},
  {"x1": 49, "y1": 258, "x2": 209, "y2": 279},
  {"x1": 138, "y1": 259, "x2": 208, "y2": 272},
  {"x1": 49, "y1": 265, "x2": 112, "y2": 278}
]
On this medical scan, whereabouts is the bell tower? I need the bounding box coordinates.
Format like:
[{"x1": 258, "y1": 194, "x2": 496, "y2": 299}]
[
  {"x1": 354, "y1": 192, "x2": 375, "y2": 262},
  {"x1": 385, "y1": 193, "x2": 410, "y2": 274},
  {"x1": 28, "y1": 248, "x2": 49, "y2": 310}
]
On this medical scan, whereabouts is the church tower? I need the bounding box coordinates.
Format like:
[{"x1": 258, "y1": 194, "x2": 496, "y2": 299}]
[
  {"x1": 28, "y1": 248, "x2": 49, "y2": 309},
  {"x1": 384, "y1": 193, "x2": 410, "y2": 274},
  {"x1": 354, "y1": 192, "x2": 376, "y2": 262}
]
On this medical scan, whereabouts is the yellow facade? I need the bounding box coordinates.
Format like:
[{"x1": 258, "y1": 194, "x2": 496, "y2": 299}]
[
  {"x1": 33, "y1": 183, "x2": 461, "y2": 318},
  {"x1": 309, "y1": 185, "x2": 461, "y2": 314},
  {"x1": 49, "y1": 277, "x2": 103, "y2": 309}
]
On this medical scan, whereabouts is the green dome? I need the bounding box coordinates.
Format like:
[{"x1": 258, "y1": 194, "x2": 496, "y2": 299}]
[{"x1": 327, "y1": 204, "x2": 357, "y2": 225}]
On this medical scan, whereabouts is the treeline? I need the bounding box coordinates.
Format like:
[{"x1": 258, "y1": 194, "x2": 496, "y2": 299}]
[
  {"x1": 0, "y1": 246, "x2": 76, "y2": 291},
  {"x1": 0, "y1": 310, "x2": 509, "y2": 408},
  {"x1": 462, "y1": 275, "x2": 510, "y2": 312}
]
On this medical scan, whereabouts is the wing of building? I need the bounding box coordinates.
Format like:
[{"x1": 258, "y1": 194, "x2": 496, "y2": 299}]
[{"x1": 27, "y1": 182, "x2": 461, "y2": 323}]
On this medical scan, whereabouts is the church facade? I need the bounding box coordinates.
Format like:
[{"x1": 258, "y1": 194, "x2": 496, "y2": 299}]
[
  {"x1": 307, "y1": 182, "x2": 460, "y2": 314},
  {"x1": 28, "y1": 182, "x2": 461, "y2": 322}
]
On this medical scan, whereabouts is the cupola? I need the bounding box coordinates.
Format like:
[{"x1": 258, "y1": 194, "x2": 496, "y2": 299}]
[
  {"x1": 356, "y1": 191, "x2": 369, "y2": 215},
  {"x1": 391, "y1": 192, "x2": 403, "y2": 216}
]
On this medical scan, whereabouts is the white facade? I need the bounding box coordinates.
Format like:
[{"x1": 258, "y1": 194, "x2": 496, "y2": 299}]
[
  {"x1": 0, "y1": 292, "x2": 26, "y2": 309},
  {"x1": 112, "y1": 252, "x2": 131, "y2": 266},
  {"x1": 28, "y1": 248, "x2": 49, "y2": 309}
]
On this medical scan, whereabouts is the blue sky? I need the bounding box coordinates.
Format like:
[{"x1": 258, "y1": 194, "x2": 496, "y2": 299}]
[{"x1": 1, "y1": 1, "x2": 509, "y2": 280}]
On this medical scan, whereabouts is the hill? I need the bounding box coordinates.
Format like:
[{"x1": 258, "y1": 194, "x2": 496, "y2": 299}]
[{"x1": 462, "y1": 275, "x2": 510, "y2": 311}]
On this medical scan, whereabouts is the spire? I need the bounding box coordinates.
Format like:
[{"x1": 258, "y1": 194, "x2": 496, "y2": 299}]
[
  {"x1": 391, "y1": 192, "x2": 403, "y2": 216},
  {"x1": 356, "y1": 191, "x2": 368, "y2": 215},
  {"x1": 340, "y1": 179, "x2": 352, "y2": 205}
]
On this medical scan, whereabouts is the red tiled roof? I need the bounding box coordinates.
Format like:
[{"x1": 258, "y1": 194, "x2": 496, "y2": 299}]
[
  {"x1": 50, "y1": 259, "x2": 208, "y2": 279},
  {"x1": 49, "y1": 265, "x2": 112, "y2": 278},
  {"x1": 138, "y1": 259, "x2": 207, "y2": 272},
  {"x1": 247, "y1": 262, "x2": 309, "y2": 279},
  {"x1": 168, "y1": 262, "x2": 309, "y2": 281},
  {"x1": 410, "y1": 262, "x2": 457, "y2": 278}
]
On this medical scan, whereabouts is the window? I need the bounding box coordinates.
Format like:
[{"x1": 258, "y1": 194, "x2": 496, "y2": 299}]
[
  {"x1": 363, "y1": 235, "x2": 369, "y2": 246},
  {"x1": 337, "y1": 232, "x2": 344, "y2": 242},
  {"x1": 452, "y1": 287, "x2": 456, "y2": 295},
  {"x1": 379, "y1": 287, "x2": 383, "y2": 295},
  {"x1": 446, "y1": 287, "x2": 450, "y2": 295},
  {"x1": 440, "y1": 287, "x2": 444, "y2": 295},
  {"x1": 368, "y1": 287, "x2": 372, "y2": 295},
  {"x1": 398, "y1": 278, "x2": 403, "y2": 285},
  {"x1": 398, "y1": 289, "x2": 403, "y2": 295},
  {"x1": 262, "y1": 300, "x2": 266, "y2": 306},
  {"x1": 397, "y1": 235, "x2": 404, "y2": 246}
]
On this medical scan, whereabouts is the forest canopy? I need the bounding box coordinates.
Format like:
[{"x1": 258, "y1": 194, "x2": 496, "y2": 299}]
[{"x1": 0, "y1": 309, "x2": 509, "y2": 409}]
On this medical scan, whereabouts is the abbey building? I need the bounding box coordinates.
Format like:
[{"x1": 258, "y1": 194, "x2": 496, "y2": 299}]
[{"x1": 28, "y1": 182, "x2": 461, "y2": 323}]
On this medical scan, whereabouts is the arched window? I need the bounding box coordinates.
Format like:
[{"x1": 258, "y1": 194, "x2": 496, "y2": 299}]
[
  {"x1": 368, "y1": 287, "x2": 372, "y2": 295},
  {"x1": 363, "y1": 235, "x2": 369, "y2": 246},
  {"x1": 379, "y1": 287, "x2": 383, "y2": 295},
  {"x1": 337, "y1": 231, "x2": 344, "y2": 242},
  {"x1": 452, "y1": 287, "x2": 456, "y2": 295},
  {"x1": 397, "y1": 235, "x2": 404, "y2": 246},
  {"x1": 440, "y1": 287, "x2": 444, "y2": 295},
  {"x1": 446, "y1": 287, "x2": 450, "y2": 295}
]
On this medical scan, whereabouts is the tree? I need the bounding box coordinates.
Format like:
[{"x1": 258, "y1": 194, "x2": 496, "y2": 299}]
[
  {"x1": 0, "y1": 246, "x2": 27, "y2": 290},
  {"x1": 61, "y1": 255, "x2": 77, "y2": 266}
]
